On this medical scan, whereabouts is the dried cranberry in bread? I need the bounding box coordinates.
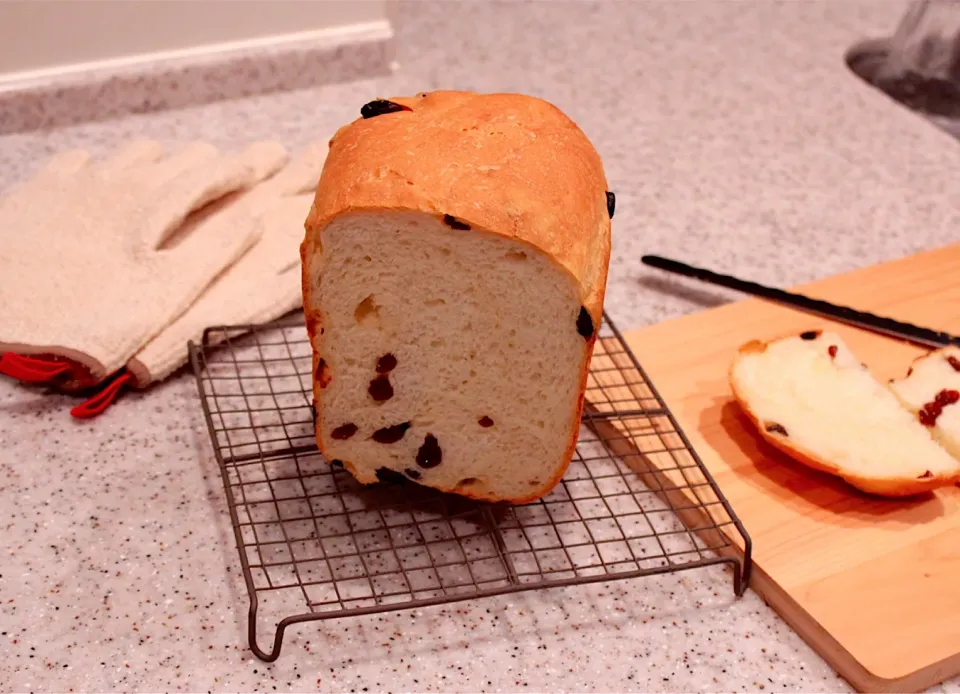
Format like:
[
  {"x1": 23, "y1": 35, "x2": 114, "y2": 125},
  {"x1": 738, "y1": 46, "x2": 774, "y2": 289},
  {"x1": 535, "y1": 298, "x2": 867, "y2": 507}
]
[
  {"x1": 729, "y1": 330, "x2": 960, "y2": 497},
  {"x1": 888, "y1": 346, "x2": 960, "y2": 462},
  {"x1": 300, "y1": 91, "x2": 612, "y2": 503}
]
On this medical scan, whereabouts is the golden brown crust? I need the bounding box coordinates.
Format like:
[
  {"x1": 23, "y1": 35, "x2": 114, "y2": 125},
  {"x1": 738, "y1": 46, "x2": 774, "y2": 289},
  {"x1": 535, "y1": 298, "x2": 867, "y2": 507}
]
[
  {"x1": 302, "y1": 90, "x2": 611, "y2": 323},
  {"x1": 729, "y1": 334, "x2": 960, "y2": 498},
  {"x1": 300, "y1": 90, "x2": 611, "y2": 503}
]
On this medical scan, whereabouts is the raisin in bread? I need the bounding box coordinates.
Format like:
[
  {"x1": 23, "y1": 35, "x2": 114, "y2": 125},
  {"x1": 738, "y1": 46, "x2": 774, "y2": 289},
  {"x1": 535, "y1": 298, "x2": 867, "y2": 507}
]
[
  {"x1": 300, "y1": 90, "x2": 612, "y2": 503},
  {"x1": 888, "y1": 346, "x2": 960, "y2": 462},
  {"x1": 729, "y1": 330, "x2": 960, "y2": 497}
]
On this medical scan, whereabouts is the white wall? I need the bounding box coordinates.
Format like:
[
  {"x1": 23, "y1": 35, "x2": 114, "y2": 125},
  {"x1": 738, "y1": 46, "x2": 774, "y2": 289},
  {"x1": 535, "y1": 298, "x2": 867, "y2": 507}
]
[{"x1": 0, "y1": 0, "x2": 390, "y2": 81}]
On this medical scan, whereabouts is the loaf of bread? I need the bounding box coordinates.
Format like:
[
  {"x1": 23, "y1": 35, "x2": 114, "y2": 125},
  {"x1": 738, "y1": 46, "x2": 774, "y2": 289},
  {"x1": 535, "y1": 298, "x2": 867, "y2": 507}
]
[
  {"x1": 300, "y1": 90, "x2": 612, "y2": 503},
  {"x1": 888, "y1": 346, "x2": 960, "y2": 462},
  {"x1": 729, "y1": 330, "x2": 960, "y2": 497}
]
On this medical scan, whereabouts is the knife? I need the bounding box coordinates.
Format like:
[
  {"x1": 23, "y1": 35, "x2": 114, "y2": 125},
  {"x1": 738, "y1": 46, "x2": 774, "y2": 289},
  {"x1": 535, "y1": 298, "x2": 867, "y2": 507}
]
[{"x1": 641, "y1": 254, "x2": 960, "y2": 350}]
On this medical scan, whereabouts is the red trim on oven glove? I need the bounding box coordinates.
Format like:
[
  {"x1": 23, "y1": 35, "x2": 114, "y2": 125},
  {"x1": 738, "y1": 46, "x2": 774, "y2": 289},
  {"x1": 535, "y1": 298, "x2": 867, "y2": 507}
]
[
  {"x1": 0, "y1": 352, "x2": 133, "y2": 419},
  {"x1": 0, "y1": 352, "x2": 74, "y2": 382},
  {"x1": 70, "y1": 371, "x2": 134, "y2": 419}
]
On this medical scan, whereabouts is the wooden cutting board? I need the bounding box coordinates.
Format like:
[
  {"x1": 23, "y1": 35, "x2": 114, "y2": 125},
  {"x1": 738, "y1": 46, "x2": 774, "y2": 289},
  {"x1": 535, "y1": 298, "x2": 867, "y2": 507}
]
[{"x1": 618, "y1": 243, "x2": 960, "y2": 693}]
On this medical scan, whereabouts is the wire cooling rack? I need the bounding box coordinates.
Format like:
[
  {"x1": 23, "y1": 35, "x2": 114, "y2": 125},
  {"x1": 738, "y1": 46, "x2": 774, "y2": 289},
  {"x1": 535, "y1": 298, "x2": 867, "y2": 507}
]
[{"x1": 188, "y1": 310, "x2": 753, "y2": 662}]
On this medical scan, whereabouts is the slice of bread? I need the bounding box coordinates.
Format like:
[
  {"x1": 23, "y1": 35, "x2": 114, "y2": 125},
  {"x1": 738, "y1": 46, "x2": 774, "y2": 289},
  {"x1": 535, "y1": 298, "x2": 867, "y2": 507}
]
[
  {"x1": 729, "y1": 330, "x2": 960, "y2": 497},
  {"x1": 888, "y1": 346, "x2": 960, "y2": 462},
  {"x1": 300, "y1": 91, "x2": 612, "y2": 503}
]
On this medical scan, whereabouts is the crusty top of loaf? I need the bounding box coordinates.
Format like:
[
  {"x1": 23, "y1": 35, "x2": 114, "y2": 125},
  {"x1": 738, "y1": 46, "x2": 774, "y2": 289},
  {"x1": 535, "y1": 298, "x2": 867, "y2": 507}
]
[{"x1": 302, "y1": 90, "x2": 611, "y2": 316}]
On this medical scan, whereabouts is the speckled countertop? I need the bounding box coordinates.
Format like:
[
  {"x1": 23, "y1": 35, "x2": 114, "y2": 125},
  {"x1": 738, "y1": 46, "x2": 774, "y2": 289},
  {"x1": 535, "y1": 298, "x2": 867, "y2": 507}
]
[{"x1": 2, "y1": 1, "x2": 960, "y2": 692}]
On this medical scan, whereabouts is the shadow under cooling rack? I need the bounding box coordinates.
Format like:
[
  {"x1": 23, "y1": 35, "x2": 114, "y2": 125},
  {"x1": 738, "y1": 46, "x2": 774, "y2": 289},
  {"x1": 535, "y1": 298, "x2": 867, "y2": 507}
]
[{"x1": 188, "y1": 310, "x2": 753, "y2": 662}]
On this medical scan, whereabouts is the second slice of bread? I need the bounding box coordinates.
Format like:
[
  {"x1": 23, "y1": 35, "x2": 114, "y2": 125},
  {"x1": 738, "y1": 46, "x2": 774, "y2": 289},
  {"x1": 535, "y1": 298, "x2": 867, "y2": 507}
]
[
  {"x1": 729, "y1": 330, "x2": 960, "y2": 497},
  {"x1": 888, "y1": 346, "x2": 960, "y2": 462}
]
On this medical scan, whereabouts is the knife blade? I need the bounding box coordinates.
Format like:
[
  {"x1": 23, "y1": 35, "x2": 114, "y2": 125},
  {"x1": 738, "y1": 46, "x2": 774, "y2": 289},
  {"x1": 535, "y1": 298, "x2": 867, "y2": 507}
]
[{"x1": 641, "y1": 254, "x2": 960, "y2": 350}]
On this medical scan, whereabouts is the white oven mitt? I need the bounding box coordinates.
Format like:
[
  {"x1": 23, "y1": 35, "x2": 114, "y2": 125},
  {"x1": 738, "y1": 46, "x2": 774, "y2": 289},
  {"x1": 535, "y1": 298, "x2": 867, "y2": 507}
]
[
  {"x1": 124, "y1": 138, "x2": 330, "y2": 388},
  {"x1": 0, "y1": 139, "x2": 288, "y2": 391}
]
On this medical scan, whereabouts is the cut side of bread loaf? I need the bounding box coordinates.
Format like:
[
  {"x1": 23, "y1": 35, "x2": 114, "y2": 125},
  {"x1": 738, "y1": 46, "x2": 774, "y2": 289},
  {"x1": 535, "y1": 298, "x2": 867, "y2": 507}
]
[
  {"x1": 306, "y1": 212, "x2": 591, "y2": 502},
  {"x1": 300, "y1": 91, "x2": 611, "y2": 504},
  {"x1": 729, "y1": 330, "x2": 960, "y2": 497},
  {"x1": 888, "y1": 346, "x2": 960, "y2": 462}
]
